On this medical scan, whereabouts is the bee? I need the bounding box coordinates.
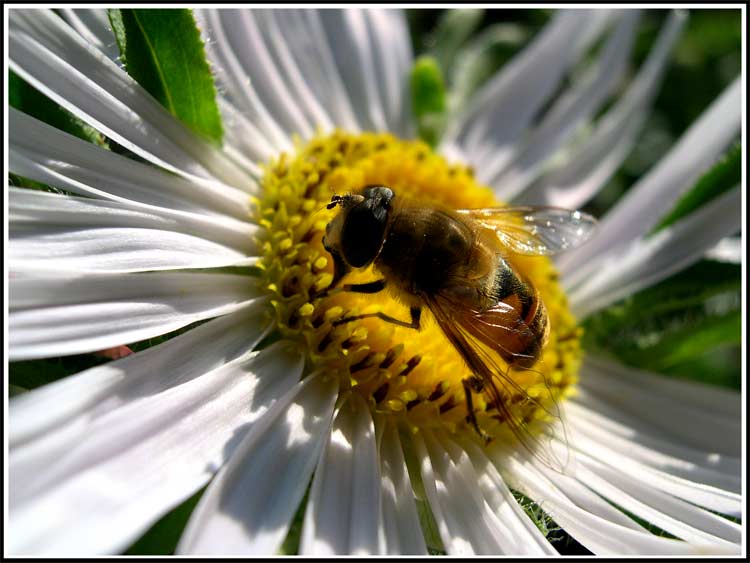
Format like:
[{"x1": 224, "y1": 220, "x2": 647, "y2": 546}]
[{"x1": 321, "y1": 185, "x2": 596, "y2": 450}]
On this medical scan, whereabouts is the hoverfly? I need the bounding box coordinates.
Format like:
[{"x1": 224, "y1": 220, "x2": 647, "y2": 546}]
[{"x1": 321, "y1": 185, "x2": 596, "y2": 452}]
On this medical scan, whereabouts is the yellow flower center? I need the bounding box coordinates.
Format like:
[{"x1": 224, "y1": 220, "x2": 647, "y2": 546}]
[{"x1": 254, "y1": 131, "x2": 582, "y2": 447}]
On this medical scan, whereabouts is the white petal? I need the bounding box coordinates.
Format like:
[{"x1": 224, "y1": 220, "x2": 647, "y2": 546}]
[
  {"x1": 10, "y1": 109, "x2": 255, "y2": 218},
  {"x1": 9, "y1": 341, "x2": 305, "y2": 556},
  {"x1": 491, "y1": 442, "x2": 645, "y2": 533},
  {"x1": 489, "y1": 10, "x2": 641, "y2": 200},
  {"x1": 273, "y1": 10, "x2": 361, "y2": 131},
  {"x1": 460, "y1": 439, "x2": 559, "y2": 555},
  {"x1": 523, "y1": 11, "x2": 686, "y2": 208},
  {"x1": 411, "y1": 430, "x2": 475, "y2": 555},
  {"x1": 317, "y1": 10, "x2": 389, "y2": 133},
  {"x1": 415, "y1": 429, "x2": 549, "y2": 555},
  {"x1": 704, "y1": 236, "x2": 743, "y2": 264},
  {"x1": 9, "y1": 185, "x2": 255, "y2": 254},
  {"x1": 564, "y1": 420, "x2": 741, "y2": 516},
  {"x1": 496, "y1": 451, "x2": 732, "y2": 555},
  {"x1": 557, "y1": 77, "x2": 741, "y2": 277},
  {"x1": 12, "y1": 226, "x2": 253, "y2": 274},
  {"x1": 9, "y1": 188, "x2": 255, "y2": 272},
  {"x1": 566, "y1": 402, "x2": 740, "y2": 492},
  {"x1": 177, "y1": 371, "x2": 338, "y2": 555},
  {"x1": 213, "y1": 9, "x2": 317, "y2": 139},
  {"x1": 376, "y1": 418, "x2": 427, "y2": 555},
  {"x1": 573, "y1": 453, "x2": 741, "y2": 546},
  {"x1": 9, "y1": 9, "x2": 251, "y2": 188},
  {"x1": 217, "y1": 96, "x2": 277, "y2": 173},
  {"x1": 573, "y1": 358, "x2": 740, "y2": 458},
  {"x1": 300, "y1": 393, "x2": 382, "y2": 555},
  {"x1": 59, "y1": 8, "x2": 118, "y2": 61},
  {"x1": 441, "y1": 10, "x2": 605, "y2": 182},
  {"x1": 195, "y1": 10, "x2": 293, "y2": 154},
  {"x1": 10, "y1": 299, "x2": 274, "y2": 448},
  {"x1": 567, "y1": 187, "x2": 741, "y2": 317},
  {"x1": 359, "y1": 9, "x2": 414, "y2": 137},
  {"x1": 9, "y1": 270, "x2": 261, "y2": 360}
]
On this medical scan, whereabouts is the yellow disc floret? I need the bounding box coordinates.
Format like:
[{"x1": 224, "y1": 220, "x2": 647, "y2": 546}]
[{"x1": 254, "y1": 131, "x2": 582, "y2": 446}]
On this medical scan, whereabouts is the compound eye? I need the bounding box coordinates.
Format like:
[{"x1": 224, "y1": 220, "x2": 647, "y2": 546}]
[{"x1": 340, "y1": 201, "x2": 388, "y2": 268}]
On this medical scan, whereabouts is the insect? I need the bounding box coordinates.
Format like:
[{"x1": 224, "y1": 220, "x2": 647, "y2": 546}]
[{"x1": 321, "y1": 185, "x2": 596, "y2": 451}]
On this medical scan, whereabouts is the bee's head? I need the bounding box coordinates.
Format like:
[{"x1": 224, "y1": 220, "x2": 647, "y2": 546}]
[{"x1": 323, "y1": 185, "x2": 394, "y2": 268}]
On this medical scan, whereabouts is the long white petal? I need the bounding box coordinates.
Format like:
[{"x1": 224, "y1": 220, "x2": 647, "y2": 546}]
[
  {"x1": 10, "y1": 190, "x2": 254, "y2": 273},
  {"x1": 177, "y1": 371, "x2": 338, "y2": 555},
  {"x1": 9, "y1": 270, "x2": 261, "y2": 360},
  {"x1": 10, "y1": 109, "x2": 255, "y2": 217},
  {"x1": 412, "y1": 430, "x2": 475, "y2": 555},
  {"x1": 214, "y1": 9, "x2": 317, "y2": 139},
  {"x1": 567, "y1": 403, "x2": 740, "y2": 492},
  {"x1": 8, "y1": 9, "x2": 251, "y2": 188},
  {"x1": 10, "y1": 299, "x2": 274, "y2": 447},
  {"x1": 460, "y1": 439, "x2": 559, "y2": 555},
  {"x1": 376, "y1": 418, "x2": 428, "y2": 555},
  {"x1": 9, "y1": 178, "x2": 255, "y2": 253},
  {"x1": 558, "y1": 77, "x2": 741, "y2": 276},
  {"x1": 522, "y1": 11, "x2": 686, "y2": 208},
  {"x1": 434, "y1": 432, "x2": 554, "y2": 555},
  {"x1": 441, "y1": 10, "x2": 604, "y2": 181},
  {"x1": 195, "y1": 10, "x2": 293, "y2": 154},
  {"x1": 59, "y1": 8, "x2": 118, "y2": 61},
  {"x1": 704, "y1": 236, "x2": 743, "y2": 264},
  {"x1": 9, "y1": 188, "x2": 255, "y2": 272},
  {"x1": 568, "y1": 187, "x2": 741, "y2": 317},
  {"x1": 564, "y1": 421, "x2": 741, "y2": 516},
  {"x1": 317, "y1": 10, "x2": 388, "y2": 133},
  {"x1": 300, "y1": 393, "x2": 383, "y2": 555},
  {"x1": 11, "y1": 226, "x2": 253, "y2": 274},
  {"x1": 489, "y1": 10, "x2": 641, "y2": 200},
  {"x1": 574, "y1": 359, "x2": 740, "y2": 458},
  {"x1": 360, "y1": 9, "x2": 414, "y2": 137},
  {"x1": 496, "y1": 451, "x2": 733, "y2": 555},
  {"x1": 573, "y1": 453, "x2": 741, "y2": 546},
  {"x1": 9, "y1": 341, "x2": 305, "y2": 556}
]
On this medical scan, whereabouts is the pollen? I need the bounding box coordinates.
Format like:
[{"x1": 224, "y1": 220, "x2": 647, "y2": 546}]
[{"x1": 254, "y1": 131, "x2": 582, "y2": 447}]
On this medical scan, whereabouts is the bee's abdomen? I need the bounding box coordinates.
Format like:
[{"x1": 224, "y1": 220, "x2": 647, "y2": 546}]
[{"x1": 489, "y1": 259, "x2": 549, "y2": 368}]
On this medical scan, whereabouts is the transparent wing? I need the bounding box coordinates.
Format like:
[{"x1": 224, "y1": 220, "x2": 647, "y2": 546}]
[
  {"x1": 424, "y1": 292, "x2": 570, "y2": 472},
  {"x1": 457, "y1": 206, "x2": 597, "y2": 256}
]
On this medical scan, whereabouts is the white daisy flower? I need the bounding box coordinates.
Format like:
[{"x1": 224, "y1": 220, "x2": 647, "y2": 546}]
[{"x1": 7, "y1": 7, "x2": 743, "y2": 556}]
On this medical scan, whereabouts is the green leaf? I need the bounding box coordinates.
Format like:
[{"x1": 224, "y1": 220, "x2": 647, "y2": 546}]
[
  {"x1": 652, "y1": 142, "x2": 741, "y2": 233},
  {"x1": 451, "y1": 23, "x2": 529, "y2": 110},
  {"x1": 584, "y1": 260, "x2": 741, "y2": 389},
  {"x1": 109, "y1": 9, "x2": 223, "y2": 144},
  {"x1": 9, "y1": 70, "x2": 106, "y2": 147},
  {"x1": 125, "y1": 488, "x2": 205, "y2": 554},
  {"x1": 429, "y1": 9, "x2": 485, "y2": 74},
  {"x1": 410, "y1": 56, "x2": 448, "y2": 148}
]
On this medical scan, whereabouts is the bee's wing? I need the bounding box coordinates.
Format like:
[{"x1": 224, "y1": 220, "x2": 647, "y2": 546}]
[
  {"x1": 456, "y1": 206, "x2": 597, "y2": 256},
  {"x1": 424, "y1": 291, "x2": 569, "y2": 471}
]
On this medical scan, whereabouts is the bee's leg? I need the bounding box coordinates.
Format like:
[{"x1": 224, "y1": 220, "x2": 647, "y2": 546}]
[
  {"x1": 312, "y1": 276, "x2": 386, "y2": 300},
  {"x1": 462, "y1": 376, "x2": 493, "y2": 444},
  {"x1": 334, "y1": 306, "x2": 421, "y2": 331}
]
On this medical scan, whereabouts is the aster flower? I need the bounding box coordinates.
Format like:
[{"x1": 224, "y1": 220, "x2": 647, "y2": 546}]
[{"x1": 6, "y1": 7, "x2": 743, "y2": 556}]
